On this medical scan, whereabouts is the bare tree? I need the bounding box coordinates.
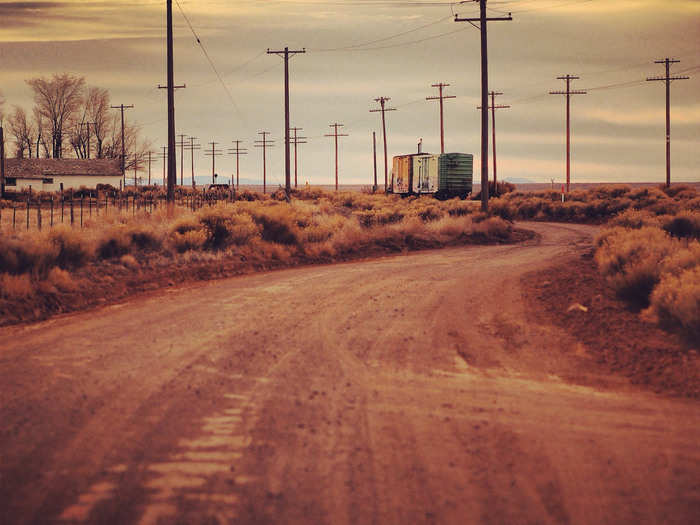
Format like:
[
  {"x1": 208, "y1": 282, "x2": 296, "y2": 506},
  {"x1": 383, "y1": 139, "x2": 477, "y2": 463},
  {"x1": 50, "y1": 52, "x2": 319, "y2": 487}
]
[
  {"x1": 85, "y1": 86, "x2": 111, "y2": 158},
  {"x1": 102, "y1": 116, "x2": 151, "y2": 174},
  {"x1": 8, "y1": 106, "x2": 36, "y2": 158},
  {"x1": 33, "y1": 108, "x2": 51, "y2": 158},
  {"x1": 26, "y1": 73, "x2": 85, "y2": 158}
]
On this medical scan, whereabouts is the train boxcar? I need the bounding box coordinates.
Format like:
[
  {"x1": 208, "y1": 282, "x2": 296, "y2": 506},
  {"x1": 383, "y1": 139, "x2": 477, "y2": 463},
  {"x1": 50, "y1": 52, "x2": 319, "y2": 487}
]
[
  {"x1": 437, "y1": 153, "x2": 473, "y2": 199},
  {"x1": 390, "y1": 152, "x2": 473, "y2": 198}
]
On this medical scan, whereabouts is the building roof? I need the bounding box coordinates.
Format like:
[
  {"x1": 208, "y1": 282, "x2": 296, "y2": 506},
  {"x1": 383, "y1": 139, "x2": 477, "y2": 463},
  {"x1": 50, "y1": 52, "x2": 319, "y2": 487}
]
[{"x1": 3, "y1": 158, "x2": 121, "y2": 178}]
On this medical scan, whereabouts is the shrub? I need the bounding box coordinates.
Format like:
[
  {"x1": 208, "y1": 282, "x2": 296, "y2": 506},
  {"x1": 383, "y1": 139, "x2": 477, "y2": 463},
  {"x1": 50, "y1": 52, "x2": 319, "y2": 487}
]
[
  {"x1": 662, "y1": 211, "x2": 700, "y2": 239},
  {"x1": 198, "y1": 206, "x2": 260, "y2": 249},
  {"x1": 46, "y1": 267, "x2": 78, "y2": 292},
  {"x1": 172, "y1": 229, "x2": 207, "y2": 253},
  {"x1": 97, "y1": 227, "x2": 131, "y2": 259},
  {"x1": 595, "y1": 227, "x2": 676, "y2": 306},
  {"x1": 251, "y1": 206, "x2": 301, "y2": 245},
  {"x1": 0, "y1": 273, "x2": 34, "y2": 299},
  {"x1": 647, "y1": 266, "x2": 700, "y2": 340},
  {"x1": 49, "y1": 226, "x2": 91, "y2": 268}
]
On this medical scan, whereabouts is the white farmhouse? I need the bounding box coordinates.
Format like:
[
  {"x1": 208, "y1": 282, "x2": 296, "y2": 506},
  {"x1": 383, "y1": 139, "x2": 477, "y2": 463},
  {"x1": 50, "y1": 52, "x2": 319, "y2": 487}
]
[{"x1": 3, "y1": 158, "x2": 122, "y2": 192}]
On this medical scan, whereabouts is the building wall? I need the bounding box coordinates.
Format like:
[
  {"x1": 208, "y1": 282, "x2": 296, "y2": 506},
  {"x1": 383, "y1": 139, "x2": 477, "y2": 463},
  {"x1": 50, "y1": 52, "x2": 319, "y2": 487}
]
[{"x1": 11, "y1": 175, "x2": 122, "y2": 192}]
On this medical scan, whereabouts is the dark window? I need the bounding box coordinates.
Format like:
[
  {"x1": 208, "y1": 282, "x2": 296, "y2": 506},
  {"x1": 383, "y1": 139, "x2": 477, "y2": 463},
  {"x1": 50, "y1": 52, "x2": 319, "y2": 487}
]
[
  {"x1": 43, "y1": 178, "x2": 54, "y2": 184},
  {"x1": 6, "y1": 177, "x2": 17, "y2": 186}
]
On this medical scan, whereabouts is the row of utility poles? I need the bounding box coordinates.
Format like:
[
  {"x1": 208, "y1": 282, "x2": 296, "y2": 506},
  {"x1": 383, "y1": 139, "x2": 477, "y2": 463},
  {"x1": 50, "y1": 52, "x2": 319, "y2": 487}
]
[{"x1": 151, "y1": 0, "x2": 689, "y2": 208}]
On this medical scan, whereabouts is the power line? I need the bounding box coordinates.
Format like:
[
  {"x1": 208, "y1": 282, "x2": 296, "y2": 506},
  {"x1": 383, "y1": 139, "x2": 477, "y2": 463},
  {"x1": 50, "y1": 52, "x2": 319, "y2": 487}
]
[
  {"x1": 254, "y1": 132, "x2": 275, "y2": 194},
  {"x1": 426, "y1": 82, "x2": 456, "y2": 153},
  {"x1": 267, "y1": 47, "x2": 306, "y2": 195},
  {"x1": 647, "y1": 58, "x2": 690, "y2": 188},
  {"x1": 370, "y1": 97, "x2": 397, "y2": 191},
  {"x1": 204, "y1": 141, "x2": 224, "y2": 185},
  {"x1": 455, "y1": 0, "x2": 512, "y2": 211},
  {"x1": 174, "y1": 0, "x2": 243, "y2": 121},
  {"x1": 324, "y1": 123, "x2": 349, "y2": 191},
  {"x1": 549, "y1": 74, "x2": 587, "y2": 193}
]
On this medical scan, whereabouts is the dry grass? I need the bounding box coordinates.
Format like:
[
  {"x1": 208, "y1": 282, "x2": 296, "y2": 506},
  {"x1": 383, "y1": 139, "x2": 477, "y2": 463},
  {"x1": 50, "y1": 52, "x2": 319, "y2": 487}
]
[
  {"x1": 595, "y1": 206, "x2": 700, "y2": 341},
  {"x1": 0, "y1": 189, "x2": 518, "y2": 325},
  {"x1": 491, "y1": 184, "x2": 698, "y2": 223}
]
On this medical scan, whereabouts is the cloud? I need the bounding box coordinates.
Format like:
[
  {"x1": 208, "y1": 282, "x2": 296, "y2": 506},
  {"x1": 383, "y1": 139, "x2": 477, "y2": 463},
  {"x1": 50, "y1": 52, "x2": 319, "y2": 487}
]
[{"x1": 584, "y1": 105, "x2": 700, "y2": 126}]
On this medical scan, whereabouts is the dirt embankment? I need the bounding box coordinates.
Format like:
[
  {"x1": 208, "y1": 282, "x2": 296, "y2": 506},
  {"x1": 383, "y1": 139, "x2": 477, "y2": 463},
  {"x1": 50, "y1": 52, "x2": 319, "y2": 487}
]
[{"x1": 522, "y1": 249, "x2": 699, "y2": 398}]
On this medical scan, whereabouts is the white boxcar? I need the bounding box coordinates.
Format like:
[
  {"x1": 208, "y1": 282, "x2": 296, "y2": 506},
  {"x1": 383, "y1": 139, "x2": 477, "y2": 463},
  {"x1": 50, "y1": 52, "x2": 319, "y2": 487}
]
[{"x1": 413, "y1": 155, "x2": 439, "y2": 194}]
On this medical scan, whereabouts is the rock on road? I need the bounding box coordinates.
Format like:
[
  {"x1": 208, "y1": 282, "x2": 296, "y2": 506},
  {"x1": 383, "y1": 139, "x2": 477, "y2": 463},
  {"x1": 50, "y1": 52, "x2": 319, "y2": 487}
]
[{"x1": 0, "y1": 222, "x2": 698, "y2": 525}]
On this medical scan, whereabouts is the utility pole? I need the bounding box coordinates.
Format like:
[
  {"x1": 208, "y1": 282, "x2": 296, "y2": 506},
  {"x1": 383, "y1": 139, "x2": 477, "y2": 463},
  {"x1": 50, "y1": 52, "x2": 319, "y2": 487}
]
[
  {"x1": 147, "y1": 150, "x2": 155, "y2": 186},
  {"x1": 176, "y1": 134, "x2": 188, "y2": 186},
  {"x1": 477, "y1": 91, "x2": 510, "y2": 196},
  {"x1": 289, "y1": 127, "x2": 307, "y2": 188},
  {"x1": 267, "y1": 47, "x2": 306, "y2": 195},
  {"x1": 228, "y1": 140, "x2": 248, "y2": 190},
  {"x1": 160, "y1": 146, "x2": 168, "y2": 187},
  {"x1": 372, "y1": 131, "x2": 378, "y2": 192},
  {"x1": 204, "y1": 142, "x2": 223, "y2": 185},
  {"x1": 370, "y1": 97, "x2": 396, "y2": 191},
  {"x1": 455, "y1": 1, "x2": 512, "y2": 211},
  {"x1": 110, "y1": 103, "x2": 133, "y2": 188},
  {"x1": 185, "y1": 137, "x2": 201, "y2": 187},
  {"x1": 254, "y1": 132, "x2": 275, "y2": 193},
  {"x1": 324, "y1": 123, "x2": 349, "y2": 191},
  {"x1": 426, "y1": 83, "x2": 456, "y2": 154},
  {"x1": 549, "y1": 75, "x2": 586, "y2": 193},
  {"x1": 158, "y1": 0, "x2": 186, "y2": 203},
  {"x1": 647, "y1": 58, "x2": 690, "y2": 188}
]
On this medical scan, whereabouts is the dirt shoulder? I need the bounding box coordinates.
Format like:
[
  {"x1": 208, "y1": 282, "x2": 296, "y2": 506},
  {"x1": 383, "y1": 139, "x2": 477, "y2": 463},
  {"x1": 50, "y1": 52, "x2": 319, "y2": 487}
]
[
  {"x1": 1, "y1": 227, "x2": 535, "y2": 328},
  {"x1": 521, "y1": 248, "x2": 699, "y2": 398}
]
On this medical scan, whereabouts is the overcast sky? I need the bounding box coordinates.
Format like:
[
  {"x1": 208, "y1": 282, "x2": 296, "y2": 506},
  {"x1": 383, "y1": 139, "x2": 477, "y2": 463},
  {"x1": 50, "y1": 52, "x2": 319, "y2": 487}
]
[{"x1": 0, "y1": 0, "x2": 698, "y2": 186}]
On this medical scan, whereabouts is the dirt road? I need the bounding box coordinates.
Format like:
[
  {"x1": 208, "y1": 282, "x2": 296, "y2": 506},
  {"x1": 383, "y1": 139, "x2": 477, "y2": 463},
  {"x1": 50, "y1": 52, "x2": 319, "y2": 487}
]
[{"x1": 1, "y1": 222, "x2": 698, "y2": 525}]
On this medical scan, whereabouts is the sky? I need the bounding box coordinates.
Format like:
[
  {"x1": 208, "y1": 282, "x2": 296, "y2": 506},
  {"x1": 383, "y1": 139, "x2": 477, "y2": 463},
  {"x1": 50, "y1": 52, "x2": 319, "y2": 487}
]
[{"x1": 0, "y1": 0, "x2": 698, "y2": 187}]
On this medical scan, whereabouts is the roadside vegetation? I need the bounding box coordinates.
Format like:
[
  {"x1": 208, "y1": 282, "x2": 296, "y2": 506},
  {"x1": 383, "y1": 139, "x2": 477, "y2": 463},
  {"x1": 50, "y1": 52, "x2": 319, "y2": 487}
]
[
  {"x1": 0, "y1": 189, "x2": 523, "y2": 325},
  {"x1": 595, "y1": 204, "x2": 700, "y2": 341},
  {"x1": 490, "y1": 184, "x2": 699, "y2": 223}
]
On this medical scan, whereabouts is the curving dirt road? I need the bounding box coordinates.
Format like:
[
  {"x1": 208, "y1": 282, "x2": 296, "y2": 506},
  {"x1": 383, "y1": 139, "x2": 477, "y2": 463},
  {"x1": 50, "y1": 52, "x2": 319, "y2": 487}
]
[{"x1": 1, "y1": 222, "x2": 698, "y2": 525}]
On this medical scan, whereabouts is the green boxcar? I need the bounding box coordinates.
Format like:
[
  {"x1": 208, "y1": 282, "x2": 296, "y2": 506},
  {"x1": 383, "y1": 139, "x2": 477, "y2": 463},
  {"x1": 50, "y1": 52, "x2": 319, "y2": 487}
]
[{"x1": 437, "y1": 153, "x2": 473, "y2": 198}]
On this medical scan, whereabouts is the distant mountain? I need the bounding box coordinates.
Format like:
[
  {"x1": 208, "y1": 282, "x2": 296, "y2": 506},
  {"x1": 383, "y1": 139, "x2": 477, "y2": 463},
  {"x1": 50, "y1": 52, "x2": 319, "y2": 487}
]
[{"x1": 504, "y1": 177, "x2": 535, "y2": 184}]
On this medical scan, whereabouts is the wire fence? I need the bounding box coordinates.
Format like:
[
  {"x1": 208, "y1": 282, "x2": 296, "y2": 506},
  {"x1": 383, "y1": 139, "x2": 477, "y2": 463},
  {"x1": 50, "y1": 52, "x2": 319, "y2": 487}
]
[{"x1": 0, "y1": 189, "x2": 241, "y2": 233}]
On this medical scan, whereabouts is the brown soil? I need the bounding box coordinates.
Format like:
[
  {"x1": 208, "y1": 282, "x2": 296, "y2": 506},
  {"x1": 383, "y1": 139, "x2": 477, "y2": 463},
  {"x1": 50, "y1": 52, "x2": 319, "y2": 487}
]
[
  {"x1": 521, "y1": 249, "x2": 700, "y2": 398},
  {"x1": 1, "y1": 222, "x2": 698, "y2": 525}
]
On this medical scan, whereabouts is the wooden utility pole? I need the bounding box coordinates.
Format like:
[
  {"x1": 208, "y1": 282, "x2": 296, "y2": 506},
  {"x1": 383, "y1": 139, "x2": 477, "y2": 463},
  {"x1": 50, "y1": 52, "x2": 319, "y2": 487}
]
[
  {"x1": 158, "y1": 0, "x2": 185, "y2": 203},
  {"x1": 185, "y1": 137, "x2": 201, "y2": 187},
  {"x1": 147, "y1": 150, "x2": 154, "y2": 185},
  {"x1": 647, "y1": 58, "x2": 689, "y2": 187},
  {"x1": 550, "y1": 75, "x2": 586, "y2": 193},
  {"x1": 372, "y1": 131, "x2": 378, "y2": 192},
  {"x1": 110, "y1": 103, "x2": 134, "y2": 188},
  {"x1": 204, "y1": 142, "x2": 223, "y2": 184},
  {"x1": 267, "y1": 47, "x2": 306, "y2": 195},
  {"x1": 324, "y1": 123, "x2": 348, "y2": 191},
  {"x1": 254, "y1": 132, "x2": 275, "y2": 193},
  {"x1": 477, "y1": 91, "x2": 510, "y2": 196},
  {"x1": 455, "y1": 1, "x2": 512, "y2": 211},
  {"x1": 176, "y1": 134, "x2": 188, "y2": 186},
  {"x1": 370, "y1": 97, "x2": 396, "y2": 191},
  {"x1": 426, "y1": 83, "x2": 456, "y2": 154},
  {"x1": 289, "y1": 127, "x2": 307, "y2": 188},
  {"x1": 228, "y1": 140, "x2": 248, "y2": 190}
]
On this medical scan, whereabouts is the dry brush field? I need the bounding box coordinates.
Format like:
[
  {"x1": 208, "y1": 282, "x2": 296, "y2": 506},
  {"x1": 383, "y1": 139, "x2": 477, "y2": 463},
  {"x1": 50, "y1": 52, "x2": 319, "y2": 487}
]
[{"x1": 0, "y1": 188, "x2": 522, "y2": 325}]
